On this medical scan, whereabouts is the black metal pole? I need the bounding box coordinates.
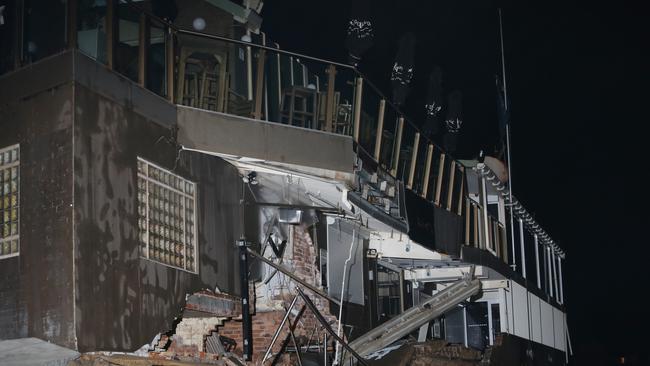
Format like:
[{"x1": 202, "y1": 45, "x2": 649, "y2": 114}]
[{"x1": 238, "y1": 239, "x2": 253, "y2": 361}]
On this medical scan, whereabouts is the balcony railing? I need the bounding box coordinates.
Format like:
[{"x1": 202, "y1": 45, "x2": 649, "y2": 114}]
[{"x1": 1, "y1": 0, "x2": 563, "y2": 296}]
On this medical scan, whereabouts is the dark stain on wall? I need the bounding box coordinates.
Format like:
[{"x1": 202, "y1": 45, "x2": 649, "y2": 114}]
[
  {"x1": 0, "y1": 82, "x2": 76, "y2": 348},
  {"x1": 73, "y1": 83, "x2": 242, "y2": 352}
]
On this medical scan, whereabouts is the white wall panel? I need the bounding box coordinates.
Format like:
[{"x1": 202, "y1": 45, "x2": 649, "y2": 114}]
[
  {"x1": 553, "y1": 307, "x2": 566, "y2": 351},
  {"x1": 512, "y1": 282, "x2": 530, "y2": 339},
  {"x1": 528, "y1": 293, "x2": 542, "y2": 343},
  {"x1": 540, "y1": 300, "x2": 554, "y2": 347}
]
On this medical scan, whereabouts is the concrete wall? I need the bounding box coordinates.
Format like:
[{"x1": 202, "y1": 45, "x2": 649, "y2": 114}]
[
  {"x1": 0, "y1": 73, "x2": 75, "y2": 347},
  {"x1": 73, "y1": 81, "x2": 243, "y2": 352}
]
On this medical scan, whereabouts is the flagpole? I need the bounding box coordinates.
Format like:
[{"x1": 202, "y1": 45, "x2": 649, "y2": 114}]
[{"x1": 499, "y1": 8, "x2": 517, "y2": 272}]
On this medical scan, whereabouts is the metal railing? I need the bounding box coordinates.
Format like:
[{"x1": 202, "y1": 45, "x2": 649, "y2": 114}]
[{"x1": 66, "y1": 1, "x2": 520, "y2": 272}]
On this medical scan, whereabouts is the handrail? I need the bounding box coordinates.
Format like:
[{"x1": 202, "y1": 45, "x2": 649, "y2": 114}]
[
  {"x1": 122, "y1": 0, "x2": 457, "y2": 162},
  {"x1": 123, "y1": 0, "x2": 355, "y2": 69}
]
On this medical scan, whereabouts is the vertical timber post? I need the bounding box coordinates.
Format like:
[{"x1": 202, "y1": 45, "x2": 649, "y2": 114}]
[
  {"x1": 421, "y1": 144, "x2": 434, "y2": 198},
  {"x1": 68, "y1": 0, "x2": 78, "y2": 50},
  {"x1": 407, "y1": 132, "x2": 420, "y2": 189},
  {"x1": 106, "y1": 0, "x2": 116, "y2": 70},
  {"x1": 518, "y1": 219, "x2": 526, "y2": 278},
  {"x1": 324, "y1": 65, "x2": 337, "y2": 132},
  {"x1": 165, "y1": 28, "x2": 174, "y2": 102},
  {"x1": 434, "y1": 153, "x2": 446, "y2": 206},
  {"x1": 253, "y1": 49, "x2": 266, "y2": 119},
  {"x1": 238, "y1": 239, "x2": 253, "y2": 361},
  {"x1": 391, "y1": 117, "x2": 404, "y2": 177},
  {"x1": 557, "y1": 256, "x2": 564, "y2": 304},
  {"x1": 446, "y1": 161, "x2": 456, "y2": 211},
  {"x1": 478, "y1": 174, "x2": 490, "y2": 250},
  {"x1": 373, "y1": 99, "x2": 386, "y2": 161},
  {"x1": 353, "y1": 77, "x2": 364, "y2": 141},
  {"x1": 138, "y1": 13, "x2": 148, "y2": 87},
  {"x1": 534, "y1": 234, "x2": 541, "y2": 288}
]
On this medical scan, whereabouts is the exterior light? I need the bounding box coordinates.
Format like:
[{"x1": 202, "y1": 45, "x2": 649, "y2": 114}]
[{"x1": 192, "y1": 17, "x2": 206, "y2": 31}]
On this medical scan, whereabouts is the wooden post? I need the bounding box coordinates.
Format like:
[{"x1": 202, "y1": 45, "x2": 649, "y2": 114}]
[
  {"x1": 106, "y1": 0, "x2": 115, "y2": 70},
  {"x1": 217, "y1": 61, "x2": 228, "y2": 112},
  {"x1": 421, "y1": 144, "x2": 434, "y2": 198},
  {"x1": 138, "y1": 13, "x2": 148, "y2": 87},
  {"x1": 407, "y1": 132, "x2": 420, "y2": 189},
  {"x1": 324, "y1": 65, "x2": 337, "y2": 132},
  {"x1": 165, "y1": 28, "x2": 174, "y2": 102},
  {"x1": 353, "y1": 77, "x2": 363, "y2": 141},
  {"x1": 390, "y1": 117, "x2": 404, "y2": 177},
  {"x1": 373, "y1": 99, "x2": 386, "y2": 161},
  {"x1": 176, "y1": 48, "x2": 186, "y2": 104},
  {"x1": 253, "y1": 49, "x2": 266, "y2": 119},
  {"x1": 457, "y1": 166, "x2": 465, "y2": 215},
  {"x1": 473, "y1": 204, "x2": 479, "y2": 246},
  {"x1": 446, "y1": 161, "x2": 456, "y2": 211},
  {"x1": 434, "y1": 153, "x2": 446, "y2": 206},
  {"x1": 67, "y1": 0, "x2": 78, "y2": 50},
  {"x1": 465, "y1": 199, "x2": 471, "y2": 244}
]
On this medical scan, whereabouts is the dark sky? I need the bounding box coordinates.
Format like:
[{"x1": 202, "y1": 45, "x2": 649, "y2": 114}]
[{"x1": 262, "y1": 1, "x2": 650, "y2": 365}]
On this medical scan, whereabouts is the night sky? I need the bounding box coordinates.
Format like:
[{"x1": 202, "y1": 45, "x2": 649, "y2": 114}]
[{"x1": 262, "y1": 1, "x2": 649, "y2": 365}]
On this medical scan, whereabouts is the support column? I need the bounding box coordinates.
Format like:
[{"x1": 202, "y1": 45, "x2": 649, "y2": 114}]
[
  {"x1": 518, "y1": 219, "x2": 526, "y2": 279},
  {"x1": 558, "y1": 256, "x2": 564, "y2": 304},
  {"x1": 407, "y1": 132, "x2": 420, "y2": 189},
  {"x1": 165, "y1": 28, "x2": 174, "y2": 102},
  {"x1": 237, "y1": 239, "x2": 252, "y2": 361},
  {"x1": 546, "y1": 246, "x2": 554, "y2": 299},
  {"x1": 373, "y1": 99, "x2": 386, "y2": 161},
  {"x1": 552, "y1": 249, "x2": 559, "y2": 301},
  {"x1": 106, "y1": 0, "x2": 116, "y2": 70},
  {"x1": 390, "y1": 117, "x2": 404, "y2": 176},
  {"x1": 421, "y1": 144, "x2": 434, "y2": 198},
  {"x1": 253, "y1": 49, "x2": 266, "y2": 119},
  {"x1": 138, "y1": 13, "x2": 148, "y2": 87},
  {"x1": 534, "y1": 234, "x2": 541, "y2": 289},
  {"x1": 352, "y1": 77, "x2": 364, "y2": 141},
  {"x1": 324, "y1": 65, "x2": 337, "y2": 132},
  {"x1": 478, "y1": 175, "x2": 490, "y2": 250}
]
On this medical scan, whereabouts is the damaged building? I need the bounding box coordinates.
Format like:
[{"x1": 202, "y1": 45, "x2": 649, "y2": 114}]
[{"x1": 0, "y1": 1, "x2": 571, "y2": 365}]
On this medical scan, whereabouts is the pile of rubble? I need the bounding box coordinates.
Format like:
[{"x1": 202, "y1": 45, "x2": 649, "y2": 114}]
[{"x1": 365, "y1": 339, "x2": 485, "y2": 366}]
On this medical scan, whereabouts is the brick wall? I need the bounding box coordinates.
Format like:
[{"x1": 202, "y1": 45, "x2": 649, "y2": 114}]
[{"x1": 164, "y1": 224, "x2": 337, "y2": 365}]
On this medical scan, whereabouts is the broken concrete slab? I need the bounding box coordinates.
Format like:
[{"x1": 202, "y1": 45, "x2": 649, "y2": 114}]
[{"x1": 0, "y1": 337, "x2": 80, "y2": 366}]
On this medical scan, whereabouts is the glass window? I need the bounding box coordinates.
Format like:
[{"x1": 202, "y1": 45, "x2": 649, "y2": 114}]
[
  {"x1": 77, "y1": 0, "x2": 108, "y2": 64},
  {"x1": 146, "y1": 17, "x2": 166, "y2": 96},
  {"x1": 23, "y1": 0, "x2": 67, "y2": 63},
  {"x1": 445, "y1": 306, "x2": 465, "y2": 344},
  {"x1": 376, "y1": 264, "x2": 401, "y2": 322},
  {"x1": 0, "y1": 0, "x2": 17, "y2": 75},
  {"x1": 466, "y1": 302, "x2": 489, "y2": 350},
  {"x1": 115, "y1": 0, "x2": 139, "y2": 82},
  {"x1": 490, "y1": 303, "x2": 501, "y2": 342},
  {"x1": 137, "y1": 158, "x2": 197, "y2": 273},
  {"x1": 0, "y1": 144, "x2": 19, "y2": 259}
]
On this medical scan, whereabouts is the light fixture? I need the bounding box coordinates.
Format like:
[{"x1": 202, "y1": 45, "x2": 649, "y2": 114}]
[
  {"x1": 192, "y1": 17, "x2": 206, "y2": 31},
  {"x1": 241, "y1": 34, "x2": 252, "y2": 43},
  {"x1": 278, "y1": 208, "x2": 303, "y2": 224},
  {"x1": 242, "y1": 171, "x2": 258, "y2": 185}
]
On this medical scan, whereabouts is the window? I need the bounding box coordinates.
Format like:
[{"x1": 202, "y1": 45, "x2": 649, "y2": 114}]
[
  {"x1": 22, "y1": 0, "x2": 67, "y2": 63},
  {"x1": 137, "y1": 158, "x2": 197, "y2": 273},
  {"x1": 0, "y1": 144, "x2": 19, "y2": 259}
]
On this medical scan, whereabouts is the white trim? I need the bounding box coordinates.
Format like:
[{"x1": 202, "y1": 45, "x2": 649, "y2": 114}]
[{"x1": 0, "y1": 252, "x2": 19, "y2": 260}]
